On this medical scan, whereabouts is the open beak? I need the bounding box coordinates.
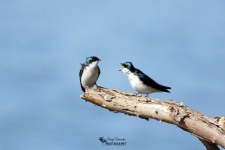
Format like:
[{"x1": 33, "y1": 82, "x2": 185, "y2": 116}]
[{"x1": 119, "y1": 63, "x2": 124, "y2": 71}]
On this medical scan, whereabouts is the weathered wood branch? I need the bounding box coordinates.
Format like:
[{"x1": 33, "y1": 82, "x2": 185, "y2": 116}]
[{"x1": 80, "y1": 87, "x2": 225, "y2": 150}]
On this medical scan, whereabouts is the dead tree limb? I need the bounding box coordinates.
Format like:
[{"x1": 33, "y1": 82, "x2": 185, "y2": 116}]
[{"x1": 80, "y1": 87, "x2": 225, "y2": 150}]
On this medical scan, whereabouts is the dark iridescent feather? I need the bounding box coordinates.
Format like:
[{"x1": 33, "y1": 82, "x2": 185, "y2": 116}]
[
  {"x1": 96, "y1": 66, "x2": 101, "y2": 84},
  {"x1": 79, "y1": 63, "x2": 86, "y2": 92},
  {"x1": 134, "y1": 69, "x2": 171, "y2": 93}
]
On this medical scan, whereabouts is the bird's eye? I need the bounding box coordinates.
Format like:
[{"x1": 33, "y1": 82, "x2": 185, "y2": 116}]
[{"x1": 88, "y1": 58, "x2": 93, "y2": 63}]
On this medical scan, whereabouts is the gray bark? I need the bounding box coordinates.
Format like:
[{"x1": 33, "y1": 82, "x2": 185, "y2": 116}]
[{"x1": 80, "y1": 88, "x2": 225, "y2": 150}]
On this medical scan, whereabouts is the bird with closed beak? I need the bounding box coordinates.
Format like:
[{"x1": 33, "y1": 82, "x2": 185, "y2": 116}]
[{"x1": 79, "y1": 56, "x2": 101, "y2": 92}]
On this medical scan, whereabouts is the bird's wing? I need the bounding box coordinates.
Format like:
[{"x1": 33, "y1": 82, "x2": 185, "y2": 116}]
[
  {"x1": 94, "y1": 66, "x2": 101, "y2": 86},
  {"x1": 79, "y1": 63, "x2": 85, "y2": 92},
  {"x1": 97, "y1": 66, "x2": 101, "y2": 80},
  {"x1": 135, "y1": 69, "x2": 171, "y2": 92}
]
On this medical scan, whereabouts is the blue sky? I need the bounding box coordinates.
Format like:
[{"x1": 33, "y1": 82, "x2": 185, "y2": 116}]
[{"x1": 1, "y1": 0, "x2": 225, "y2": 150}]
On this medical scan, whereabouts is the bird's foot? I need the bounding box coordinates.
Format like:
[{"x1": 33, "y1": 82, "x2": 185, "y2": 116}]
[
  {"x1": 133, "y1": 92, "x2": 141, "y2": 96},
  {"x1": 84, "y1": 86, "x2": 91, "y2": 91}
]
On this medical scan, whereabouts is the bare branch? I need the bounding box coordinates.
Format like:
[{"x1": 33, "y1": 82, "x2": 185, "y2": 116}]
[{"x1": 80, "y1": 87, "x2": 225, "y2": 149}]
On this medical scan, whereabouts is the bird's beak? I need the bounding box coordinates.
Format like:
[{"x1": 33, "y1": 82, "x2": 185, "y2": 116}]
[
  {"x1": 119, "y1": 63, "x2": 124, "y2": 71},
  {"x1": 99, "y1": 59, "x2": 101, "y2": 61}
]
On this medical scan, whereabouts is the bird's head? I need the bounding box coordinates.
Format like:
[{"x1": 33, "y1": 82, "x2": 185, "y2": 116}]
[
  {"x1": 119, "y1": 62, "x2": 135, "y2": 75},
  {"x1": 85, "y1": 56, "x2": 101, "y2": 66}
]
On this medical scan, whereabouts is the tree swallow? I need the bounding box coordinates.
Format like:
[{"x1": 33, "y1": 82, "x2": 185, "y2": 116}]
[
  {"x1": 120, "y1": 62, "x2": 171, "y2": 96},
  {"x1": 79, "y1": 56, "x2": 101, "y2": 92}
]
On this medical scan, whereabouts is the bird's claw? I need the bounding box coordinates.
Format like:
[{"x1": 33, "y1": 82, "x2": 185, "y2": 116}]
[
  {"x1": 133, "y1": 92, "x2": 141, "y2": 96},
  {"x1": 84, "y1": 86, "x2": 91, "y2": 91}
]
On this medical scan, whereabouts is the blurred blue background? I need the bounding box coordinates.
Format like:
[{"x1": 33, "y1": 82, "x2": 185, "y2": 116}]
[{"x1": 1, "y1": 0, "x2": 225, "y2": 150}]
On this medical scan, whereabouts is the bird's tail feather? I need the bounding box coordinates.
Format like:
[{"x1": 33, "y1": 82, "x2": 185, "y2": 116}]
[{"x1": 159, "y1": 85, "x2": 171, "y2": 93}]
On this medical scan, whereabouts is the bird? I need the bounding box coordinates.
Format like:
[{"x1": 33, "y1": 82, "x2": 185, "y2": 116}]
[
  {"x1": 119, "y1": 62, "x2": 171, "y2": 96},
  {"x1": 79, "y1": 56, "x2": 101, "y2": 92}
]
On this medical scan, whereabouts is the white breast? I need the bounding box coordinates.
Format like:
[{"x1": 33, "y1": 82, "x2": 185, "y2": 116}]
[
  {"x1": 128, "y1": 73, "x2": 159, "y2": 94},
  {"x1": 81, "y1": 62, "x2": 99, "y2": 88},
  {"x1": 121, "y1": 68, "x2": 159, "y2": 94}
]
